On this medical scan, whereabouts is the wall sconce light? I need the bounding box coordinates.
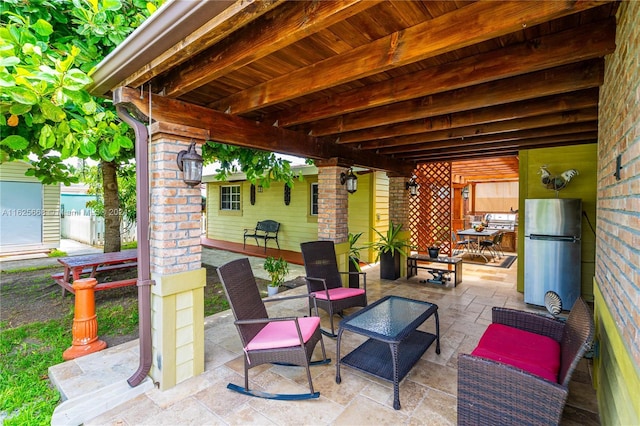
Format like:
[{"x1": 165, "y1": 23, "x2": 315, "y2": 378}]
[
  {"x1": 176, "y1": 141, "x2": 203, "y2": 187},
  {"x1": 257, "y1": 185, "x2": 263, "y2": 193},
  {"x1": 405, "y1": 176, "x2": 419, "y2": 196},
  {"x1": 340, "y1": 168, "x2": 358, "y2": 193},
  {"x1": 614, "y1": 154, "x2": 622, "y2": 181},
  {"x1": 461, "y1": 186, "x2": 469, "y2": 200}
]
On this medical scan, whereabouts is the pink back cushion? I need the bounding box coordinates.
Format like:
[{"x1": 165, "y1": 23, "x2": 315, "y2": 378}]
[
  {"x1": 312, "y1": 287, "x2": 365, "y2": 300},
  {"x1": 245, "y1": 317, "x2": 320, "y2": 351},
  {"x1": 472, "y1": 323, "x2": 561, "y2": 383}
]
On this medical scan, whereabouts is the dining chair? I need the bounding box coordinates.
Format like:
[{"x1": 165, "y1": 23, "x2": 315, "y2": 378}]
[
  {"x1": 479, "y1": 232, "x2": 502, "y2": 260},
  {"x1": 452, "y1": 230, "x2": 473, "y2": 255}
]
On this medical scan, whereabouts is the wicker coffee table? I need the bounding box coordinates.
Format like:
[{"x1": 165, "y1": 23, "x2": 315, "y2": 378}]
[{"x1": 335, "y1": 295, "x2": 440, "y2": 410}]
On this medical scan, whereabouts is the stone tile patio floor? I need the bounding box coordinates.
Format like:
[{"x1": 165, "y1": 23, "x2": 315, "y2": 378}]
[{"x1": 49, "y1": 255, "x2": 599, "y2": 425}]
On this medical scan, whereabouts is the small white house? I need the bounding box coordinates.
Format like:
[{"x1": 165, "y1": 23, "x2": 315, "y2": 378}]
[{"x1": 0, "y1": 160, "x2": 60, "y2": 255}]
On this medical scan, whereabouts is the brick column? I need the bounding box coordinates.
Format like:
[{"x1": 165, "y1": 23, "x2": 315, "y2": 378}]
[
  {"x1": 388, "y1": 175, "x2": 410, "y2": 228},
  {"x1": 148, "y1": 122, "x2": 208, "y2": 390},
  {"x1": 388, "y1": 174, "x2": 412, "y2": 276},
  {"x1": 317, "y1": 165, "x2": 349, "y2": 242},
  {"x1": 316, "y1": 163, "x2": 351, "y2": 282}
]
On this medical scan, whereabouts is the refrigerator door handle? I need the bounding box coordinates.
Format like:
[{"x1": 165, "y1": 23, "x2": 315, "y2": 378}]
[{"x1": 528, "y1": 234, "x2": 580, "y2": 242}]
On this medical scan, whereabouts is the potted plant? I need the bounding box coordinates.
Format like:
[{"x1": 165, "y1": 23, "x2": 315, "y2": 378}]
[
  {"x1": 263, "y1": 256, "x2": 289, "y2": 296},
  {"x1": 370, "y1": 222, "x2": 414, "y2": 280},
  {"x1": 428, "y1": 241, "x2": 442, "y2": 259},
  {"x1": 348, "y1": 232, "x2": 365, "y2": 288}
]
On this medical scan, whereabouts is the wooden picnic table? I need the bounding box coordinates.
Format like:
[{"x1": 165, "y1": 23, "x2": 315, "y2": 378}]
[{"x1": 52, "y1": 249, "x2": 138, "y2": 296}]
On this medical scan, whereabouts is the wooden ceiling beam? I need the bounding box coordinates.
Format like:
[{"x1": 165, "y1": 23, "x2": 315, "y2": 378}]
[
  {"x1": 422, "y1": 151, "x2": 521, "y2": 163},
  {"x1": 382, "y1": 123, "x2": 598, "y2": 156},
  {"x1": 271, "y1": 18, "x2": 614, "y2": 127},
  {"x1": 399, "y1": 132, "x2": 597, "y2": 160},
  {"x1": 112, "y1": 87, "x2": 411, "y2": 174},
  {"x1": 121, "y1": 0, "x2": 285, "y2": 90},
  {"x1": 156, "y1": 1, "x2": 380, "y2": 97},
  {"x1": 384, "y1": 122, "x2": 598, "y2": 158},
  {"x1": 335, "y1": 90, "x2": 599, "y2": 144},
  {"x1": 305, "y1": 60, "x2": 604, "y2": 136},
  {"x1": 209, "y1": 1, "x2": 608, "y2": 113},
  {"x1": 357, "y1": 108, "x2": 598, "y2": 151},
  {"x1": 417, "y1": 137, "x2": 597, "y2": 163}
]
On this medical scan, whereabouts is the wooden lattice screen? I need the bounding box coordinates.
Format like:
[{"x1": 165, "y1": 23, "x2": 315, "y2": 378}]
[{"x1": 409, "y1": 162, "x2": 452, "y2": 255}]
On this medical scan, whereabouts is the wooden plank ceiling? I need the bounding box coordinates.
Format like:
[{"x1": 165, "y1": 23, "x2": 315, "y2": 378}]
[{"x1": 110, "y1": 0, "x2": 618, "y2": 180}]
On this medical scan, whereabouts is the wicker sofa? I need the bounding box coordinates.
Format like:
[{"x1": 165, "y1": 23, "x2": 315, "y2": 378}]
[{"x1": 457, "y1": 297, "x2": 594, "y2": 426}]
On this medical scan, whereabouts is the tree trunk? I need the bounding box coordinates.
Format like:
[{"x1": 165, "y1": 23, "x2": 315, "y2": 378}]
[{"x1": 102, "y1": 160, "x2": 121, "y2": 253}]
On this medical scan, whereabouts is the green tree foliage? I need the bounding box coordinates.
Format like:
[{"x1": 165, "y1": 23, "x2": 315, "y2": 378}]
[
  {"x1": 1, "y1": 0, "x2": 161, "y2": 251},
  {"x1": 1, "y1": 0, "x2": 303, "y2": 252},
  {"x1": 0, "y1": 0, "x2": 159, "y2": 183},
  {"x1": 203, "y1": 142, "x2": 310, "y2": 188}
]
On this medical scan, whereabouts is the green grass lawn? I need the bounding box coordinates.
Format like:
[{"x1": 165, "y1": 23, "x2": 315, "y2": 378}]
[{"x1": 0, "y1": 300, "x2": 139, "y2": 425}]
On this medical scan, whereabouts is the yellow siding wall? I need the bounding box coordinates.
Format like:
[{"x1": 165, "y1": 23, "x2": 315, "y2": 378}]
[
  {"x1": 207, "y1": 180, "x2": 319, "y2": 252},
  {"x1": 0, "y1": 160, "x2": 60, "y2": 249},
  {"x1": 593, "y1": 284, "x2": 640, "y2": 424},
  {"x1": 206, "y1": 172, "x2": 383, "y2": 264},
  {"x1": 43, "y1": 183, "x2": 61, "y2": 245},
  {"x1": 366, "y1": 171, "x2": 389, "y2": 262},
  {"x1": 516, "y1": 144, "x2": 597, "y2": 301}
]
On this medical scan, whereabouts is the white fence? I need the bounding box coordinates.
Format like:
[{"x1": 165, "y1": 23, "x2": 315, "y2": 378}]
[{"x1": 61, "y1": 210, "x2": 137, "y2": 246}]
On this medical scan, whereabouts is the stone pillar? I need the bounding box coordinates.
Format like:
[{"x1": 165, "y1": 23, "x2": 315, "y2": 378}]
[{"x1": 148, "y1": 122, "x2": 208, "y2": 390}]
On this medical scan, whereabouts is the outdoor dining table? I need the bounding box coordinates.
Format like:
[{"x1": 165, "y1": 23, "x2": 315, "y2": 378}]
[{"x1": 457, "y1": 228, "x2": 499, "y2": 262}]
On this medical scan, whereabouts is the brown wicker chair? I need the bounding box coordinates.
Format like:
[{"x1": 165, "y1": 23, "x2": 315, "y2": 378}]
[
  {"x1": 300, "y1": 241, "x2": 367, "y2": 337},
  {"x1": 457, "y1": 297, "x2": 594, "y2": 425},
  {"x1": 217, "y1": 258, "x2": 329, "y2": 400}
]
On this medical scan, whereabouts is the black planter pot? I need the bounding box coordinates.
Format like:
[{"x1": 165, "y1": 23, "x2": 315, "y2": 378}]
[
  {"x1": 428, "y1": 248, "x2": 440, "y2": 259},
  {"x1": 379, "y1": 251, "x2": 401, "y2": 280},
  {"x1": 348, "y1": 258, "x2": 360, "y2": 288}
]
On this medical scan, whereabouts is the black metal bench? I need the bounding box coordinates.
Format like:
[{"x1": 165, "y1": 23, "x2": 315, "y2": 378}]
[{"x1": 243, "y1": 220, "x2": 280, "y2": 252}]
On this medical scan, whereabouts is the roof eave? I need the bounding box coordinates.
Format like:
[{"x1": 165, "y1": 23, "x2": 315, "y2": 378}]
[{"x1": 88, "y1": 0, "x2": 235, "y2": 97}]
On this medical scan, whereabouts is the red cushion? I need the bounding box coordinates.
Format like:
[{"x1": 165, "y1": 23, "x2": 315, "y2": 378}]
[
  {"x1": 245, "y1": 317, "x2": 320, "y2": 351},
  {"x1": 471, "y1": 323, "x2": 561, "y2": 383},
  {"x1": 311, "y1": 287, "x2": 365, "y2": 300}
]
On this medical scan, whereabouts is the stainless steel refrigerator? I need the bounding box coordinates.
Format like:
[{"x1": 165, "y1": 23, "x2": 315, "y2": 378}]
[{"x1": 524, "y1": 198, "x2": 582, "y2": 309}]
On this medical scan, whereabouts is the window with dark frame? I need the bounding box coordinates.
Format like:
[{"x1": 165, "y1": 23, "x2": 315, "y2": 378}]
[
  {"x1": 220, "y1": 185, "x2": 241, "y2": 210},
  {"x1": 311, "y1": 183, "x2": 318, "y2": 215}
]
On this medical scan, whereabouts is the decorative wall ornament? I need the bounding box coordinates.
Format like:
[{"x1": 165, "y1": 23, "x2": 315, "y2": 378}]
[
  {"x1": 539, "y1": 165, "x2": 579, "y2": 192},
  {"x1": 284, "y1": 183, "x2": 291, "y2": 205},
  {"x1": 250, "y1": 184, "x2": 256, "y2": 205}
]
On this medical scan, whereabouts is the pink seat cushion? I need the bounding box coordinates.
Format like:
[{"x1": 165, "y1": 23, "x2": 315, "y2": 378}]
[
  {"x1": 471, "y1": 323, "x2": 561, "y2": 383},
  {"x1": 311, "y1": 287, "x2": 365, "y2": 300},
  {"x1": 245, "y1": 317, "x2": 320, "y2": 351}
]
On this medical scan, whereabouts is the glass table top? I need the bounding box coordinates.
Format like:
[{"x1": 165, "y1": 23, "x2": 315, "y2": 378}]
[{"x1": 340, "y1": 296, "x2": 437, "y2": 341}]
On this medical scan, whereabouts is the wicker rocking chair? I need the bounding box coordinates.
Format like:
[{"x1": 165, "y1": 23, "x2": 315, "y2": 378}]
[
  {"x1": 300, "y1": 240, "x2": 367, "y2": 337},
  {"x1": 217, "y1": 258, "x2": 329, "y2": 400}
]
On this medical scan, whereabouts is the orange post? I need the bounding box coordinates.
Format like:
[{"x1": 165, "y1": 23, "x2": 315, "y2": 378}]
[{"x1": 63, "y1": 278, "x2": 107, "y2": 360}]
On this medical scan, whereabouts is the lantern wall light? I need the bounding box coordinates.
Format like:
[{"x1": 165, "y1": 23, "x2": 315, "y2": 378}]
[
  {"x1": 461, "y1": 186, "x2": 469, "y2": 200},
  {"x1": 406, "y1": 176, "x2": 419, "y2": 196},
  {"x1": 176, "y1": 141, "x2": 204, "y2": 187},
  {"x1": 340, "y1": 168, "x2": 358, "y2": 194}
]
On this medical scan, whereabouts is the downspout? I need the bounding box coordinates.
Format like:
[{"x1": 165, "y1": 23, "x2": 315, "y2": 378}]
[{"x1": 116, "y1": 105, "x2": 154, "y2": 387}]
